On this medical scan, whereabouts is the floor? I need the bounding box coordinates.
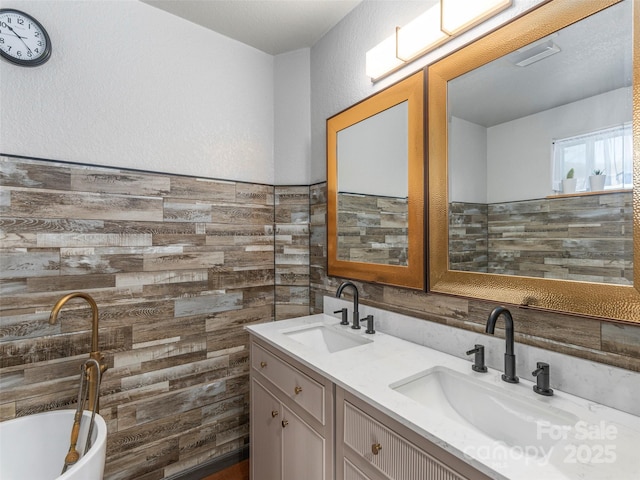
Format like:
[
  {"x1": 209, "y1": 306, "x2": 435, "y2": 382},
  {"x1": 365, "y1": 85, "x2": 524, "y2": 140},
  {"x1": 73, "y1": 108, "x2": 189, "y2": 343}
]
[{"x1": 201, "y1": 460, "x2": 249, "y2": 480}]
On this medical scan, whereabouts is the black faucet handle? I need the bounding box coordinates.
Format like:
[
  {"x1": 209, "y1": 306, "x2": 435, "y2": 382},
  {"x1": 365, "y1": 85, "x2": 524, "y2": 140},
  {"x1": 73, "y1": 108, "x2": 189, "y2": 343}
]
[
  {"x1": 362, "y1": 315, "x2": 375, "y2": 334},
  {"x1": 532, "y1": 362, "x2": 549, "y2": 375},
  {"x1": 466, "y1": 344, "x2": 487, "y2": 373},
  {"x1": 334, "y1": 308, "x2": 349, "y2": 325},
  {"x1": 532, "y1": 362, "x2": 553, "y2": 396}
]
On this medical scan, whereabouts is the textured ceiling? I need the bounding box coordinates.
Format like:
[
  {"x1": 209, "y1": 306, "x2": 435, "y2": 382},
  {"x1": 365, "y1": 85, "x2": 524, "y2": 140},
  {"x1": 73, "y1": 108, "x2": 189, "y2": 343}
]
[
  {"x1": 450, "y1": 0, "x2": 632, "y2": 127},
  {"x1": 141, "y1": 0, "x2": 362, "y2": 55}
]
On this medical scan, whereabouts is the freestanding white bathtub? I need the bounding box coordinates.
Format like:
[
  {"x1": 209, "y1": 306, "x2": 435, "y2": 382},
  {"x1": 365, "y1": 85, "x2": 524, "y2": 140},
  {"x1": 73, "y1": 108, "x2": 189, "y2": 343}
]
[{"x1": 0, "y1": 410, "x2": 107, "y2": 480}]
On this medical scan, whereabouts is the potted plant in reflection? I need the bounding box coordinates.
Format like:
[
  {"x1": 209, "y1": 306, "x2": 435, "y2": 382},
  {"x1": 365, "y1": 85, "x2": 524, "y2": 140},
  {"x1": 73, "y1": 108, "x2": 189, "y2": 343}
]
[
  {"x1": 589, "y1": 169, "x2": 606, "y2": 192},
  {"x1": 562, "y1": 168, "x2": 577, "y2": 194}
]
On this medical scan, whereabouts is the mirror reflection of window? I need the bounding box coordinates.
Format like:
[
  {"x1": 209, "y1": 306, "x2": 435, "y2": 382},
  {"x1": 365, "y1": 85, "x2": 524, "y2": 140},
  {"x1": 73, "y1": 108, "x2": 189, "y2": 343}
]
[{"x1": 552, "y1": 123, "x2": 633, "y2": 192}]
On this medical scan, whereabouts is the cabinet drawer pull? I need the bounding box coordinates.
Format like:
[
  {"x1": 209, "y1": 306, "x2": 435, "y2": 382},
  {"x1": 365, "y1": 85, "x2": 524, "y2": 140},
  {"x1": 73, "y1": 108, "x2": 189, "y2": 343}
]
[
  {"x1": 294, "y1": 386, "x2": 303, "y2": 395},
  {"x1": 260, "y1": 361, "x2": 267, "y2": 368},
  {"x1": 271, "y1": 410, "x2": 279, "y2": 418},
  {"x1": 371, "y1": 443, "x2": 382, "y2": 455},
  {"x1": 282, "y1": 420, "x2": 289, "y2": 428}
]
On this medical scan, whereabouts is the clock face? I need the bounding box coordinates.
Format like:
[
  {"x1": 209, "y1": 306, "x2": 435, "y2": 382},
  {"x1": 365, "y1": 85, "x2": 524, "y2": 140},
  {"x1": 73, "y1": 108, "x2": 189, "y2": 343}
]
[{"x1": 0, "y1": 9, "x2": 51, "y2": 66}]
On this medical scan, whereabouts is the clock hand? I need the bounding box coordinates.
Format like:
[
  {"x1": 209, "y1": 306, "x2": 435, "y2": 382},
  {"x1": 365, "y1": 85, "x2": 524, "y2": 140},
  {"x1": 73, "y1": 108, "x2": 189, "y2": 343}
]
[
  {"x1": 3, "y1": 23, "x2": 32, "y2": 53},
  {"x1": 0, "y1": 31, "x2": 25, "y2": 38}
]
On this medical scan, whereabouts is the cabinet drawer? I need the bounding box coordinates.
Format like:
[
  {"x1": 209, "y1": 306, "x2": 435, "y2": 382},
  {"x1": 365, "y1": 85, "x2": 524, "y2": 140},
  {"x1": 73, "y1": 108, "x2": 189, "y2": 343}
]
[
  {"x1": 343, "y1": 401, "x2": 467, "y2": 480},
  {"x1": 252, "y1": 342, "x2": 325, "y2": 424}
]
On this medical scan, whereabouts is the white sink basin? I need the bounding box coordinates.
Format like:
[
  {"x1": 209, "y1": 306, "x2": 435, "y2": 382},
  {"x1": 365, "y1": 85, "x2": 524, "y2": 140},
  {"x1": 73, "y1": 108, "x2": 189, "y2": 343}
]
[
  {"x1": 281, "y1": 323, "x2": 372, "y2": 354},
  {"x1": 390, "y1": 366, "x2": 578, "y2": 454}
]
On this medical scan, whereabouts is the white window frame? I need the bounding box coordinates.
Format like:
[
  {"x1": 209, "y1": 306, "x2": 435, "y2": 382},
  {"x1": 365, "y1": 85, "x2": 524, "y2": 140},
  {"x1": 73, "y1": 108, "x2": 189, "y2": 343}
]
[{"x1": 552, "y1": 123, "x2": 632, "y2": 193}]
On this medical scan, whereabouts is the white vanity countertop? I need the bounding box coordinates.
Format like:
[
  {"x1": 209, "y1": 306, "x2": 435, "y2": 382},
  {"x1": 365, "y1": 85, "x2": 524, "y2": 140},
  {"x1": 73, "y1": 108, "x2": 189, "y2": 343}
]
[{"x1": 247, "y1": 314, "x2": 640, "y2": 480}]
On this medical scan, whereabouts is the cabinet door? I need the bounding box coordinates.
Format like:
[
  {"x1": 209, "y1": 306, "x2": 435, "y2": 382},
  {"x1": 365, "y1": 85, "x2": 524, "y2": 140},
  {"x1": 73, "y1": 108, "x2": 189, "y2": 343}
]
[
  {"x1": 251, "y1": 378, "x2": 282, "y2": 480},
  {"x1": 282, "y1": 403, "x2": 326, "y2": 480}
]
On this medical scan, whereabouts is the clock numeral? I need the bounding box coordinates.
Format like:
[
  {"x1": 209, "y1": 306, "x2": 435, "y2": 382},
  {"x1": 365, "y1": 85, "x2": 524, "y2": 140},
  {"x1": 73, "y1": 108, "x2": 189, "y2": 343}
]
[
  {"x1": 16, "y1": 50, "x2": 22, "y2": 57},
  {"x1": 34, "y1": 31, "x2": 40, "y2": 37},
  {"x1": 17, "y1": 18, "x2": 24, "y2": 25}
]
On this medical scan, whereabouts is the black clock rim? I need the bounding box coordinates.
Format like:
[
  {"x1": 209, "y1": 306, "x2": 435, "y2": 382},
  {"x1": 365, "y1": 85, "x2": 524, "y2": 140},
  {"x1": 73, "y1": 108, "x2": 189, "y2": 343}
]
[{"x1": 0, "y1": 8, "x2": 52, "y2": 67}]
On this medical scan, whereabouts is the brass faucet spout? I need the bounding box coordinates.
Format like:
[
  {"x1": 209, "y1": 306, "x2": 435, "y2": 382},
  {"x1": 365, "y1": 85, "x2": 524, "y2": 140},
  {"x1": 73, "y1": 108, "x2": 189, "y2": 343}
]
[
  {"x1": 49, "y1": 292, "x2": 99, "y2": 353},
  {"x1": 49, "y1": 292, "x2": 106, "y2": 413}
]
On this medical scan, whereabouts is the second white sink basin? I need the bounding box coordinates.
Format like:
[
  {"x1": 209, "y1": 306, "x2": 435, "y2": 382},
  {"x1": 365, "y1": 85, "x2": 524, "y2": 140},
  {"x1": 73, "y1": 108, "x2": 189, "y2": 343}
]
[
  {"x1": 390, "y1": 366, "x2": 578, "y2": 455},
  {"x1": 281, "y1": 323, "x2": 372, "y2": 354}
]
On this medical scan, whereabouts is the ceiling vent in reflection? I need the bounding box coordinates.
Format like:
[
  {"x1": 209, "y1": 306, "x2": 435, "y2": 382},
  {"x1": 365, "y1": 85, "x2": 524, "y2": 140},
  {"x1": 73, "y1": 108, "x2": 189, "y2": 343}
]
[{"x1": 508, "y1": 38, "x2": 561, "y2": 67}]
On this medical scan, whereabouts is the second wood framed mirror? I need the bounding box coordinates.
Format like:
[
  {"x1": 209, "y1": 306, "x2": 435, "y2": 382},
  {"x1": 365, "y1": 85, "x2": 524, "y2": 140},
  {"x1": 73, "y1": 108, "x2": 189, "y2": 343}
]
[
  {"x1": 327, "y1": 70, "x2": 425, "y2": 289},
  {"x1": 428, "y1": 0, "x2": 640, "y2": 322}
]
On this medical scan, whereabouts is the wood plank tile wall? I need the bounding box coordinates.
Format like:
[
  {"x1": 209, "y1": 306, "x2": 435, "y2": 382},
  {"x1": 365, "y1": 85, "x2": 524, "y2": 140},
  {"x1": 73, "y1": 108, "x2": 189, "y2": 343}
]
[
  {"x1": 487, "y1": 193, "x2": 633, "y2": 283},
  {"x1": 0, "y1": 156, "x2": 281, "y2": 479},
  {"x1": 337, "y1": 192, "x2": 408, "y2": 266},
  {"x1": 310, "y1": 182, "x2": 640, "y2": 373},
  {"x1": 449, "y1": 202, "x2": 488, "y2": 273},
  {"x1": 275, "y1": 186, "x2": 310, "y2": 320},
  {"x1": 3, "y1": 158, "x2": 639, "y2": 479},
  {"x1": 449, "y1": 194, "x2": 633, "y2": 284}
]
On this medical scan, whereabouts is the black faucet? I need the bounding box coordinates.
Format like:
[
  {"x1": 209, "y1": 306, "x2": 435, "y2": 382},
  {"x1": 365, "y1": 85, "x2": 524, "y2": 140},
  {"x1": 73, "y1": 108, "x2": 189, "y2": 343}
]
[
  {"x1": 485, "y1": 306, "x2": 519, "y2": 383},
  {"x1": 336, "y1": 281, "x2": 360, "y2": 329},
  {"x1": 532, "y1": 362, "x2": 554, "y2": 396}
]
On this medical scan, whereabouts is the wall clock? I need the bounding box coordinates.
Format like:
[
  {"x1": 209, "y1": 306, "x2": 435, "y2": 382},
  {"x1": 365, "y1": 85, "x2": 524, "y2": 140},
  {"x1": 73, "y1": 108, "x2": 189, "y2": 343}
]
[{"x1": 0, "y1": 9, "x2": 51, "y2": 66}]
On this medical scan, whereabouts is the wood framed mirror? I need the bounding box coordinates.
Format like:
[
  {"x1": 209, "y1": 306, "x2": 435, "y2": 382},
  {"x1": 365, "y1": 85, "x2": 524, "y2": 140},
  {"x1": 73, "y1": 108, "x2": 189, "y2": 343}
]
[
  {"x1": 327, "y1": 70, "x2": 425, "y2": 289},
  {"x1": 428, "y1": 0, "x2": 639, "y2": 322}
]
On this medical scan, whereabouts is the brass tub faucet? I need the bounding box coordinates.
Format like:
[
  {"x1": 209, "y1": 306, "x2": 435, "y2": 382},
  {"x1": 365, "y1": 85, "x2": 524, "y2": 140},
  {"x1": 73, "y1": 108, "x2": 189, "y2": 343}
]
[{"x1": 49, "y1": 292, "x2": 108, "y2": 413}]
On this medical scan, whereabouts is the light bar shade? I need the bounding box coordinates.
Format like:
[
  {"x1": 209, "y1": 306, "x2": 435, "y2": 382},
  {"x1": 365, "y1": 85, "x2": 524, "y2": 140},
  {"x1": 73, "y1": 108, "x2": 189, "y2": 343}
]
[
  {"x1": 396, "y1": 5, "x2": 449, "y2": 61},
  {"x1": 366, "y1": 33, "x2": 404, "y2": 80},
  {"x1": 441, "y1": 0, "x2": 512, "y2": 35}
]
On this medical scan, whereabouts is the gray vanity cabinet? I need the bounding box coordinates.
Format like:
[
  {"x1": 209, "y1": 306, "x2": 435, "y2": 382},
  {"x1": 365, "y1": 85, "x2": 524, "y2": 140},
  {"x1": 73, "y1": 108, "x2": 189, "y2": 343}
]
[
  {"x1": 336, "y1": 388, "x2": 491, "y2": 480},
  {"x1": 250, "y1": 337, "x2": 334, "y2": 480},
  {"x1": 249, "y1": 334, "x2": 491, "y2": 480}
]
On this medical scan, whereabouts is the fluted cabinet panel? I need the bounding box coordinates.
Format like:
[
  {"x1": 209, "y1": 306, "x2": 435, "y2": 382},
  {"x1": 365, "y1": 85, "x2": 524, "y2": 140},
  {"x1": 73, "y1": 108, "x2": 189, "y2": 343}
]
[{"x1": 344, "y1": 401, "x2": 466, "y2": 480}]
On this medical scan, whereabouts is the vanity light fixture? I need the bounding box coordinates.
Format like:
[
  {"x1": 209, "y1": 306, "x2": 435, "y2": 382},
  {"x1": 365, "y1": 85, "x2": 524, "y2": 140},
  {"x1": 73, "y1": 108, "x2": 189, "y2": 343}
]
[
  {"x1": 441, "y1": 0, "x2": 512, "y2": 35},
  {"x1": 366, "y1": 33, "x2": 404, "y2": 80},
  {"x1": 366, "y1": 0, "x2": 512, "y2": 81},
  {"x1": 395, "y1": 5, "x2": 449, "y2": 62}
]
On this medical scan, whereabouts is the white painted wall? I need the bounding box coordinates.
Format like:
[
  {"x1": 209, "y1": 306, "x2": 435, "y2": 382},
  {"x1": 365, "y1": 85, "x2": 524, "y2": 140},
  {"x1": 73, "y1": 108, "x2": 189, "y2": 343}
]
[
  {"x1": 449, "y1": 117, "x2": 487, "y2": 203},
  {"x1": 274, "y1": 48, "x2": 311, "y2": 185},
  {"x1": 1, "y1": 0, "x2": 555, "y2": 186},
  {"x1": 337, "y1": 101, "x2": 407, "y2": 197},
  {"x1": 486, "y1": 87, "x2": 631, "y2": 203},
  {"x1": 448, "y1": 88, "x2": 631, "y2": 204},
  {"x1": 0, "y1": 0, "x2": 275, "y2": 184},
  {"x1": 310, "y1": 0, "x2": 548, "y2": 184}
]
